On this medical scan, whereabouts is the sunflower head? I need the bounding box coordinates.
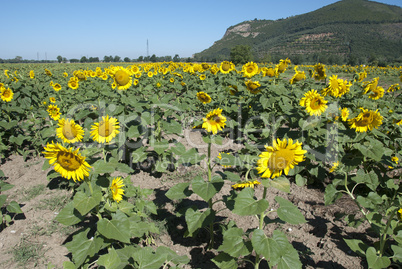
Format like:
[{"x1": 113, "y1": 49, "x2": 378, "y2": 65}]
[
  {"x1": 53, "y1": 83, "x2": 62, "y2": 91},
  {"x1": 90, "y1": 115, "x2": 120, "y2": 143},
  {"x1": 256, "y1": 138, "x2": 306, "y2": 179},
  {"x1": 47, "y1": 104, "x2": 61, "y2": 121},
  {"x1": 232, "y1": 180, "x2": 260, "y2": 190},
  {"x1": 242, "y1": 62, "x2": 259, "y2": 78},
  {"x1": 1, "y1": 87, "x2": 14, "y2": 102},
  {"x1": 220, "y1": 61, "x2": 234, "y2": 74},
  {"x1": 197, "y1": 92, "x2": 212, "y2": 104},
  {"x1": 202, "y1": 108, "x2": 226, "y2": 135},
  {"x1": 113, "y1": 68, "x2": 133, "y2": 90},
  {"x1": 349, "y1": 108, "x2": 383, "y2": 132},
  {"x1": 42, "y1": 142, "x2": 91, "y2": 182},
  {"x1": 245, "y1": 80, "x2": 261, "y2": 94},
  {"x1": 300, "y1": 90, "x2": 327, "y2": 116},
  {"x1": 110, "y1": 177, "x2": 125, "y2": 203},
  {"x1": 57, "y1": 118, "x2": 85, "y2": 144}
]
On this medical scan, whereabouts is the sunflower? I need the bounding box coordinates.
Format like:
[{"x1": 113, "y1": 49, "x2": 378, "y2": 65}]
[
  {"x1": 348, "y1": 108, "x2": 383, "y2": 132},
  {"x1": 397, "y1": 119, "x2": 402, "y2": 126},
  {"x1": 1, "y1": 87, "x2": 14, "y2": 102},
  {"x1": 63, "y1": 72, "x2": 68, "y2": 78},
  {"x1": 220, "y1": 61, "x2": 234, "y2": 74},
  {"x1": 199, "y1": 74, "x2": 206, "y2": 81},
  {"x1": 53, "y1": 83, "x2": 62, "y2": 91},
  {"x1": 256, "y1": 138, "x2": 306, "y2": 179},
  {"x1": 29, "y1": 70, "x2": 35, "y2": 79},
  {"x1": 197, "y1": 92, "x2": 212, "y2": 104},
  {"x1": 387, "y1": 84, "x2": 400, "y2": 93},
  {"x1": 289, "y1": 66, "x2": 306, "y2": 84},
  {"x1": 367, "y1": 86, "x2": 384, "y2": 100},
  {"x1": 312, "y1": 63, "x2": 326, "y2": 81},
  {"x1": 56, "y1": 118, "x2": 84, "y2": 144},
  {"x1": 217, "y1": 152, "x2": 232, "y2": 168},
  {"x1": 363, "y1": 77, "x2": 379, "y2": 94},
  {"x1": 68, "y1": 79, "x2": 79, "y2": 90},
  {"x1": 329, "y1": 161, "x2": 339, "y2": 173},
  {"x1": 169, "y1": 78, "x2": 175, "y2": 83},
  {"x1": 242, "y1": 62, "x2": 259, "y2": 78},
  {"x1": 202, "y1": 108, "x2": 226, "y2": 135},
  {"x1": 90, "y1": 115, "x2": 120, "y2": 143},
  {"x1": 47, "y1": 104, "x2": 61, "y2": 121},
  {"x1": 43, "y1": 142, "x2": 91, "y2": 182},
  {"x1": 110, "y1": 177, "x2": 125, "y2": 203},
  {"x1": 49, "y1": 97, "x2": 56, "y2": 103},
  {"x1": 275, "y1": 58, "x2": 291, "y2": 74},
  {"x1": 300, "y1": 90, "x2": 327, "y2": 116},
  {"x1": 73, "y1": 70, "x2": 87, "y2": 81},
  {"x1": 398, "y1": 208, "x2": 402, "y2": 221},
  {"x1": 232, "y1": 180, "x2": 260, "y2": 190},
  {"x1": 355, "y1": 71, "x2": 367, "y2": 82},
  {"x1": 340, "y1": 107, "x2": 349, "y2": 121},
  {"x1": 262, "y1": 67, "x2": 276, "y2": 77},
  {"x1": 112, "y1": 68, "x2": 133, "y2": 90},
  {"x1": 45, "y1": 69, "x2": 52, "y2": 76},
  {"x1": 245, "y1": 80, "x2": 261, "y2": 94}
]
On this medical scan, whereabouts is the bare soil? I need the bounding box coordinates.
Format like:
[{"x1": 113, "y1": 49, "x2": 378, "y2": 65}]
[{"x1": 0, "y1": 131, "x2": 373, "y2": 268}]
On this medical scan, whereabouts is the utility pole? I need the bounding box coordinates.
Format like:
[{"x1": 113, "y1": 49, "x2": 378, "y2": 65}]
[{"x1": 147, "y1": 39, "x2": 149, "y2": 58}]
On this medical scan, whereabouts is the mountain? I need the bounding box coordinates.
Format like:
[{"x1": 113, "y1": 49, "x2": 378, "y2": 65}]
[{"x1": 194, "y1": 0, "x2": 402, "y2": 65}]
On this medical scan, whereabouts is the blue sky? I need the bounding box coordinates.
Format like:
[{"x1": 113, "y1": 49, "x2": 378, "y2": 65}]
[{"x1": 1, "y1": 0, "x2": 401, "y2": 60}]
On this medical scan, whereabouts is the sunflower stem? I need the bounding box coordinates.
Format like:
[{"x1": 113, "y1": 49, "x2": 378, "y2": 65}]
[
  {"x1": 254, "y1": 186, "x2": 268, "y2": 269},
  {"x1": 207, "y1": 135, "x2": 214, "y2": 249}
]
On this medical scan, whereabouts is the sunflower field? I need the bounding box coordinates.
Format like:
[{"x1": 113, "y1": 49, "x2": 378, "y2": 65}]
[{"x1": 0, "y1": 60, "x2": 402, "y2": 269}]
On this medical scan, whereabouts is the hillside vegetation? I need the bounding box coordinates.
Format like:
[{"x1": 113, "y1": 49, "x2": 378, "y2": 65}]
[{"x1": 194, "y1": 0, "x2": 402, "y2": 65}]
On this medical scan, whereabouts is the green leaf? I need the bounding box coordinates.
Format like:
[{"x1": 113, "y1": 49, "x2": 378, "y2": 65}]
[
  {"x1": 261, "y1": 176, "x2": 290, "y2": 193},
  {"x1": 162, "y1": 120, "x2": 182, "y2": 134},
  {"x1": 343, "y1": 238, "x2": 368, "y2": 257},
  {"x1": 97, "y1": 212, "x2": 131, "y2": 243},
  {"x1": 6, "y1": 201, "x2": 23, "y2": 214},
  {"x1": 62, "y1": 261, "x2": 76, "y2": 269},
  {"x1": 132, "y1": 247, "x2": 167, "y2": 269},
  {"x1": 295, "y1": 174, "x2": 307, "y2": 186},
  {"x1": 217, "y1": 227, "x2": 252, "y2": 258},
  {"x1": 65, "y1": 228, "x2": 96, "y2": 267},
  {"x1": 155, "y1": 246, "x2": 190, "y2": 265},
  {"x1": 252, "y1": 229, "x2": 279, "y2": 263},
  {"x1": 391, "y1": 244, "x2": 402, "y2": 262},
  {"x1": 366, "y1": 247, "x2": 391, "y2": 269},
  {"x1": 212, "y1": 252, "x2": 238, "y2": 269},
  {"x1": 73, "y1": 191, "x2": 102, "y2": 216},
  {"x1": 233, "y1": 188, "x2": 269, "y2": 216},
  {"x1": 275, "y1": 196, "x2": 306, "y2": 224},
  {"x1": 91, "y1": 159, "x2": 116, "y2": 174},
  {"x1": 165, "y1": 182, "x2": 193, "y2": 200},
  {"x1": 185, "y1": 208, "x2": 215, "y2": 236},
  {"x1": 352, "y1": 170, "x2": 379, "y2": 191},
  {"x1": 0, "y1": 194, "x2": 7, "y2": 207},
  {"x1": 192, "y1": 175, "x2": 224, "y2": 202},
  {"x1": 270, "y1": 230, "x2": 302, "y2": 269},
  {"x1": 153, "y1": 140, "x2": 169, "y2": 155},
  {"x1": 55, "y1": 201, "x2": 84, "y2": 226},
  {"x1": 353, "y1": 142, "x2": 384, "y2": 162},
  {"x1": 97, "y1": 247, "x2": 121, "y2": 269},
  {"x1": 324, "y1": 184, "x2": 342, "y2": 205}
]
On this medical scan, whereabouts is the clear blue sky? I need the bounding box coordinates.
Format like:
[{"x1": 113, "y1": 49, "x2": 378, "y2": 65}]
[{"x1": 1, "y1": 0, "x2": 401, "y2": 61}]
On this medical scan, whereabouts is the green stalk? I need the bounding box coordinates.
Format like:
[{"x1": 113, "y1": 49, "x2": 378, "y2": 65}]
[
  {"x1": 254, "y1": 186, "x2": 268, "y2": 269},
  {"x1": 379, "y1": 210, "x2": 396, "y2": 257},
  {"x1": 207, "y1": 136, "x2": 214, "y2": 249},
  {"x1": 84, "y1": 176, "x2": 102, "y2": 220}
]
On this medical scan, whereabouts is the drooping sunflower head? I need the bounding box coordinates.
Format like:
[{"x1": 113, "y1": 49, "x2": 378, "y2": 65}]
[
  {"x1": 275, "y1": 58, "x2": 291, "y2": 74},
  {"x1": 312, "y1": 63, "x2": 326, "y2": 81},
  {"x1": 349, "y1": 108, "x2": 383, "y2": 132},
  {"x1": 110, "y1": 177, "x2": 125, "y2": 203},
  {"x1": 45, "y1": 69, "x2": 52, "y2": 76},
  {"x1": 197, "y1": 92, "x2": 212, "y2": 104},
  {"x1": 387, "y1": 84, "x2": 400, "y2": 93},
  {"x1": 256, "y1": 138, "x2": 307, "y2": 179},
  {"x1": 113, "y1": 67, "x2": 133, "y2": 90},
  {"x1": 363, "y1": 77, "x2": 379, "y2": 94},
  {"x1": 289, "y1": 66, "x2": 306, "y2": 84},
  {"x1": 1, "y1": 87, "x2": 14, "y2": 102},
  {"x1": 202, "y1": 108, "x2": 227, "y2": 135},
  {"x1": 242, "y1": 62, "x2": 259, "y2": 78},
  {"x1": 42, "y1": 142, "x2": 91, "y2": 182},
  {"x1": 90, "y1": 115, "x2": 120, "y2": 143},
  {"x1": 232, "y1": 180, "x2": 260, "y2": 190},
  {"x1": 368, "y1": 86, "x2": 384, "y2": 100},
  {"x1": 56, "y1": 118, "x2": 85, "y2": 144},
  {"x1": 245, "y1": 80, "x2": 261, "y2": 94}
]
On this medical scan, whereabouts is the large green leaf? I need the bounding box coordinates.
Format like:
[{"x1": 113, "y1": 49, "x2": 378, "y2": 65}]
[
  {"x1": 232, "y1": 188, "x2": 269, "y2": 216},
  {"x1": 324, "y1": 184, "x2": 342, "y2": 205},
  {"x1": 55, "y1": 201, "x2": 85, "y2": 226},
  {"x1": 65, "y1": 228, "x2": 97, "y2": 267},
  {"x1": 252, "y1": 229, "x2": 279, "y2": 263},
  {"x1": 131, "y1": 247, "x2": 167, "y2": 269},
  {"x1": 97, "y1": 247, "x2": 121, "y2": 269},
  {"x1": 165, "y1": 182, "x2": 193, "y2": 200},
  {"x1": 185, "y1": 208, "x2": 215, "y2": 236},
  {"x1": 352, "y1": 170, "x2": 379, "y2": 191},
  {"x1": 343, "y1": 238, "x2": 368, "y2": 257},
  {"x1": 366, "y1": 247, "x2": 391, "y2": 269},
  {"x1": 261, "y1": 176, "x2": 290, "y2": 193},
  {"x1": 6, "y1": 201, "x2": 23, "y2": 214},
  {"x1": 270, "y1": 230, "x2": 302, "y2": 269},
  {"x1": 97, "y1": 212, "x2": 131, "y2": 243},
  {"x1": 192, "y1": 175, "x2": 224, "y2": 202},
  {"x1": 73, "y1": 190, "x2": 102, "y2": 216},
  {"x1": 275, "y1": 196, "x2": 306, "y2": 224},
  {"x1": 217, "y1": 227, "x2": 252, "y2": 258},
  {"x1": 212, "y1": 252, "x2": 238, "y2": 269}
]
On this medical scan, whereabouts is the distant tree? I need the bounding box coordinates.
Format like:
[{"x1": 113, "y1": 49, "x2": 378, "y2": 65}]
[
  {"x1": 70, "y1": 58, "x2": 79, "y2": 63},
  {"x1": 80, "y1": 56, "x2": 88, "y2": 63},
  {"x1": 230, "y1": 45, "x2": 253, "y2": 65},
  {"x1": 173, "y1": 54, "x2": 180, "y2": 62},
  {"x1": 103, "y1": 56, "x2": 111, "y2": 62},
  {"x1": 150, "y1": 54, "x2": 157, "y2": 62},
  {"x1": 62, "y1": 57, "x2": 67, "y2": 63},
  {"x1": 113, "y1": 55, "x2": 121, "y2": 62},
  {"x1": 137, "y1": 56, "x2": 144, "y2": 62},
  {"x1": 57, "y1": 55, "x2": 63, "y2": 63},
  {"x1": 124, "y1": 57, "x2": 131, "y2": 62},
  {"x1": 89, "y1": 57, "x2": 99, "y2": 62}
]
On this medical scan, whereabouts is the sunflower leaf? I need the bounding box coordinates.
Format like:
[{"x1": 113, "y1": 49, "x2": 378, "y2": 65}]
[
  {"x1": 212, "y1": 253, "x2": 238, "y2": 269},
  {"x1": 252, "y1": 229, "x2": 280, "y2": 263},
  {"x1": 55, "y1": 201, "x2": 84, "y2": 226},
  {"x1": 270, "y1": 230, "x2": 302, "y2": 269},
  {"x1": 192, "y1": 175, "x2": 223, "y2": 202},
  {"x1": 165, "y1": 182, "x2": 193, "y2": 200},
  {"x1": 97, "y1": 247, "x2": 121, "y2": 269},
  {"x1": 97, "y1": 211, "x2": 131, "y2": 243},
  {"x1": 73, "y1": 190, "x2": 102, "y2": 216},
  {"x1": 233, "y1": 188, "x2": 269, "y2": 216},
  {"x1": 275, "y1": 196, "x2": 306, "y2": 224},
  {"x1": 185, "y1": 208, "x2": 215, "y2": 236},
  {"x1": 261, "y1": 176, "x2": 290, "y2": 193},
  {"x1": 218, "y1": 227, "x2": 252, "y2": 258}
]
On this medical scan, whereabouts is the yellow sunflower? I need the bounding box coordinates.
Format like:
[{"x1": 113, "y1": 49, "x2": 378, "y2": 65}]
[
  {"x1": 300, "y1": 90, "x2": 327, "y2": 116},
  {"x1": 68, "y1": 79, "x2": 79, "y2": 90},
  {"x1": 387, "y1": 84, "x2": 400, "y2": 93},
  {"x1": 90, "y1": 115, "x2": 120, "y2": 143},
  {"x1": 1, "y1": 87, "x2": 14, "y2": 102},
  {"x1": 42, "y1": 142, "x2": 91, "y2": 182},
  {"x1": 53, "y1": 83, "x2": 62, "y2": 91},
  {"x1": 197, "y1": 92, "x2": 212, "y2": 104},
  {"x1": 289, "y1": 66, "x2": 306, "y2": 84},
  {"x1": 242, "y1": 62, "x2": 259, "y2": 78},
  {"x1": 397, "y1": 119, "x2": 402, "y2": 126},
  {"x1": 329, "y1": 161, "x2": 339, "y2": 173},
  {"x1": 262, "y1": 67, "x2": 276, "y2": 77},
  {"x1": 45, "y1": 69, "x2": 52, "y2": 76},
  {"x1": 110, "y1": 177, "x2": 125, "y2": 203},
  {"x1": 348, "y1": 108, "x2": 383, "y2": 132},
  {"x1": 363, "y1": 77, "x2": 379, "y2": 94},
  {"x1": 321, "y1": 75, "x2": 350, "y2": 97},
  {"x1": 256, "y1": 138, "x2": 306, "y2": 179},
  {"x1": 220, "y1": 61, "x2": 235, "y2": 74},
  {"x1": 232, "y1": 180, "x2": 260, "y2": 190},
  {"x1": 49, "y1": 97, "x2": 56, "y2": 103},
  {"x1": 47, "y1": 104, "x2": 61, "y2": 121},
  {"x1": 56, "y1": 118, "x2": 85, "y2": 144},
  {"x1": 275, "y1": 58, "x2": 291, "y2": 74},
  {"x1": 340, "y1": 107, "x2": 349, "y2": 122},
  {"x1": 217, "y1": 152, "x2": 232, "y2": 168},
  {"x1": 245, "y1": 80, "x2": 261, "y2": 94},
  {"x1": 202, "y1": 108, "x2": 226, "y2": 135},
  {"x1": 29, "y1": 70, "x2": 35, "y2": 79},
  {"x1": 367, "y1": 86, "x2": 384, "y2": 100},
  {"x1": 113, "y1": 68, "x2": 133, "y2": 90},
  {"x1": 312, "y1": 63, "x2": 326, "y2": 81}
]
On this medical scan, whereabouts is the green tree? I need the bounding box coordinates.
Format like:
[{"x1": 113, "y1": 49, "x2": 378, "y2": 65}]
[
  {"x1": 173, "y1": 54, "x2": 180, "y2": 62},
  {"x1": 124, "y1": 57, "x2": 131, "y2": 62},
  {"x1": 113, "y1": 55, "x2": 121, "y2": 62},
  {"x1": 80, "y1": 56, "x2": 88, "y2": 63},
  {"x1": 57, "y1": 55, "x2": 63, "y2": 63},
  {"x1": 230, "y1": 45, "x2": 253, "y2": 65},
  {"x1": 150, "y1": 54, "x2": 157, "y2": 62}
]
